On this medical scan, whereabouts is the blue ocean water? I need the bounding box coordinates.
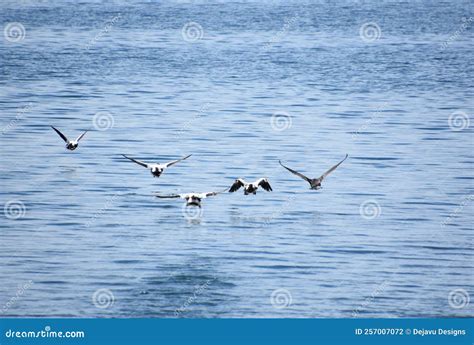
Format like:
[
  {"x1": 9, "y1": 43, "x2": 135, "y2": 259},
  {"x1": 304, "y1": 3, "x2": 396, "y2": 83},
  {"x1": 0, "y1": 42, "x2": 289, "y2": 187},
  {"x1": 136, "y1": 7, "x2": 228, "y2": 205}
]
[{"x1": 0, "y1": 0, "x2": 472, "y2": 318}]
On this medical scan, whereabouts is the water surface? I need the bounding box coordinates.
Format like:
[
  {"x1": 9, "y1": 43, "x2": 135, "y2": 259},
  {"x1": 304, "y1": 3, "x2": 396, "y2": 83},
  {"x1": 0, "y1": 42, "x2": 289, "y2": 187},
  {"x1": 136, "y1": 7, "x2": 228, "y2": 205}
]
[{"x1": 0, "y1": 0, "x2": 473, "y2": 317}]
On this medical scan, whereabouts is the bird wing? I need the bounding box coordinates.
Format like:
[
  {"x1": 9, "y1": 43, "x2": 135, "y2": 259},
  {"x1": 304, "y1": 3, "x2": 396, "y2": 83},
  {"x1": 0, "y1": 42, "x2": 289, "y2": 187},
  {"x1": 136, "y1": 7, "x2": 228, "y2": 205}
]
[
  {"x1": 122, "y1": 154, "x2": 149, "y2": 168},
  {"x1": 75, "y1": 130, "x2": 88, "y2": 142},
  {"x1": 51, "y1": 126, "x2": 68, "y2": 143},
  {"x1": 203, "y1": 192, "x2": 216, "y2": 198},
  {"x1": 164, "y1": 154, "x2": 192, "y2": 168},
  {"x1": 229, "y1": 179, "x2": 245, "y2": 193},
  {"x1": 257, "y1": 178, "x2": 273, "y2": 192},
  {"x1": 154, "y1": 194, "x2": 182, "y2": 199},
  {"x1": 203, "y1": 188, "x2": 228, "y2": 198},
  {"x1": 279, "y1": 160, "x2": 312, "y2": 183},
  {"x1": 319, "y1": 154, "x2": 348, "y2": 181}
]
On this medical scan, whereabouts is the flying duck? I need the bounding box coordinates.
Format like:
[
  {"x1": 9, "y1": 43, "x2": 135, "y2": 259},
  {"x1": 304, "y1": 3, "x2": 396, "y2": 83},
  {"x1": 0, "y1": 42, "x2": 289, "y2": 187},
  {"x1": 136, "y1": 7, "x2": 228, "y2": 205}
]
[
  {"x1": 279, "y1": 154, "x2": 348, "y2": 190},
  {"x1": 51, "y1": 126, "x2": 88, "y2": 151},
  {"x1": 228, "y1": 178, "x2": 273, "y2": 195},
  {"x1": 122, "y1": 154, "x2": 192, "y2": 178},
  {"x1": 155, "y1": 190, "x2": 226, "y2": 208}
]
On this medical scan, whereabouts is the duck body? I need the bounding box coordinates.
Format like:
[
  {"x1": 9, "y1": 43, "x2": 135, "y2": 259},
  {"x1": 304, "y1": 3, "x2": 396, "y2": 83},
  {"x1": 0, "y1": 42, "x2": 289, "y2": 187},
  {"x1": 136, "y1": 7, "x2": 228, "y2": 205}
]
[{"x1": 229, "y1": 178, "x2": 273, "y2": 195}]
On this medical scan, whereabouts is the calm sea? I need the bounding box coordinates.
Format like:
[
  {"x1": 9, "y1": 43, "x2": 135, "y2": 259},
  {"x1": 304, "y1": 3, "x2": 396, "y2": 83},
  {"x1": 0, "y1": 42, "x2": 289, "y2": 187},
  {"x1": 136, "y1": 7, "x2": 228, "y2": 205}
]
[{"x1": 0, "y1": 0, "x2": 472, "y2": 317}]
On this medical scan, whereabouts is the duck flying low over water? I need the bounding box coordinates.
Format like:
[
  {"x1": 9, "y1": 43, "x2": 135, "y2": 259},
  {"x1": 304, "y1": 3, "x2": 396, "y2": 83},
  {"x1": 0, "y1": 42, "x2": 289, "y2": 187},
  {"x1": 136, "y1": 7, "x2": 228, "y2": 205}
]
[
  {"x1": 279, "y1": 154, "x2": 348, "y2": 190},
  {"x1": 122, "y1": 154, "x2": 192, "y2": 178},
  {"x1": 155, "y1": 190, "x2": 226, "y2": 208},
  {"x1": 228, "y1": 178, "x2": 273, "y2": 195},
  {"x1": 51, "y1": 126, "x2": 88, "y2": 151}
]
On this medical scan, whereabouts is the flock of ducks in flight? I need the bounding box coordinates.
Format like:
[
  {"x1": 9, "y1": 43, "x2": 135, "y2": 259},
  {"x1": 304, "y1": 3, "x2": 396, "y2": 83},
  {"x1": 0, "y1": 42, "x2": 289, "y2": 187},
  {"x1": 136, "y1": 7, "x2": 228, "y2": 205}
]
[{"x1": 50, "y1": 126, "x2": 349, "y2": 209}]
